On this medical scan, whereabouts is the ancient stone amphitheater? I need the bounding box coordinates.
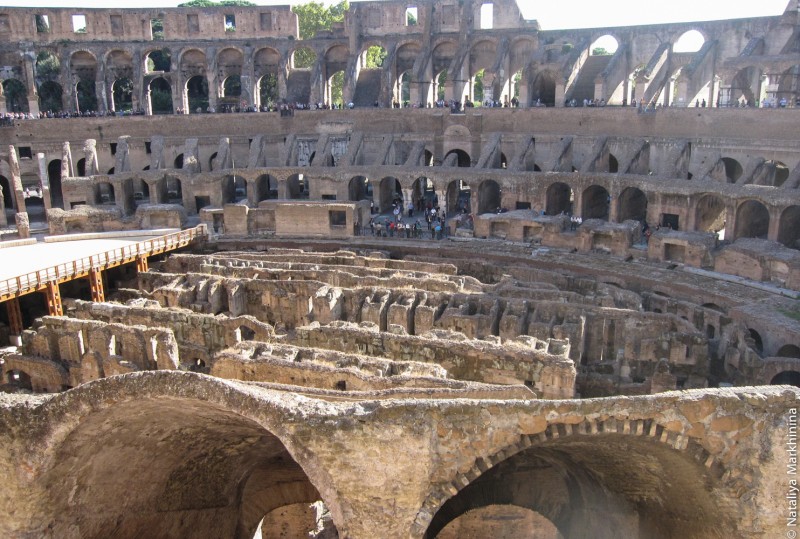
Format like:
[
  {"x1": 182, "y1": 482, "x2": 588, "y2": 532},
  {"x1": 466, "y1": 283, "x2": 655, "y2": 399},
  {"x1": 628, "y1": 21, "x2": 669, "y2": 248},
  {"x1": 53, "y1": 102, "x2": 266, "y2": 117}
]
[{"x1": 0, "y1": 1, "x2": 799, "y2": 538}]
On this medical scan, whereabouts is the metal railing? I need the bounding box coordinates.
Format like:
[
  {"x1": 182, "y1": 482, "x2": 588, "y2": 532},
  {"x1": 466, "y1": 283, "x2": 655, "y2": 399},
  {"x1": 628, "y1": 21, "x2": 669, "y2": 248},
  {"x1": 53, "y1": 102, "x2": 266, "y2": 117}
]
[{"x1": 0, "y1": 225, "x2": 207, "y2": 300}]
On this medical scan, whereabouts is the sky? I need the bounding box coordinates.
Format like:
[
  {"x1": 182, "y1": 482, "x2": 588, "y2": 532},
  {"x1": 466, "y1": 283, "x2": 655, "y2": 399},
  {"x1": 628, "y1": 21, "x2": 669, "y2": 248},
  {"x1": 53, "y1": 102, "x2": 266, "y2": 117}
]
[{"x1": 0, "y1": 0, "x2": 791, "y2": 30}]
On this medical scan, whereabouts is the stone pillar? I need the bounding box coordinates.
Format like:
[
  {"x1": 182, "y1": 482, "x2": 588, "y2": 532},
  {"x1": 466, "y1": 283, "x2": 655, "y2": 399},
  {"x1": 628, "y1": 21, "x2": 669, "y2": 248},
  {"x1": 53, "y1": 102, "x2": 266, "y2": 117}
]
[
  {"x1": 15, "y1": 212, "x2": 30, "y2": 239},
  {"x1": 206, "y1": 73, "x2": 218, "y2": 112},
  {"x1": 61, "y1": 142, "x2": 74, "y2": 179},
  {"x1": 9, "y1": 145, "x2": 26, "y2": 214},
  {"x1": 115, "y1": 136, "x2": 131, "y2": 173},
  {"x1": 554, "y1": 79, "x2": 566, "y2": 107},
  {"x1": 0, "y1": 182, "x2": 6, "y2": 226},
  {"x1": 23, "y1": 54, "x2": 40, "y2": 115},
  {"x1": 150, "y1": 135, "x2": 165, "y2": 170},
  {"x1": 83, "y1": 139, "x2": 99, "y2": 176},
  {"x1": 96, "y1": 80, "x2": 108, "y2": 114},
  {"x1": 37, "y1": 153, "x2": 52, "y2": 212},
  {"x1": 767, "y1": 208, "x2": 781, "y2": 242}
]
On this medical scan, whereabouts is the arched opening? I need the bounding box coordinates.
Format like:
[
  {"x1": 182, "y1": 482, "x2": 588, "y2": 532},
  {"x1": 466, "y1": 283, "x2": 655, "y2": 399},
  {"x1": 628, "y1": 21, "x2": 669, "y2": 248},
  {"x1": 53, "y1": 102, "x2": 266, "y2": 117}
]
[
  {"x1": 472, "y1": 68, "x2": 486, "y2": 104},
  {"x1": 734, "y1": 200, "x2": 769, "y2": 240},
  {"x1": 76, "y1": 158, "x2": 86, "y2": 177},
  {"x1": 221, "y1": 75, "x2": 241, "y2": 111},
  {"x1": 478, "y1": 179, "x2": 501, "y2": 215},
  {"x1": 379, "y1": 176, "x2": 402, "y2": 212},
  {"x1": 5, "y1": 369, "x2": 32, "y2": 390},
  {"x1": 258, "y1": 73, "x2": 279, "y2": 110},
  {"x1": 778, "y1": 205, "x2": 800, "y2": 249},
  {"x1": 255, "y1": 174, "x2": 278, "y2": 202},
  {"x1": 348, "y1": 176, "x2": 372, "y2": 202},
  {"x1": 166, "y1": 176, "x2": 182, "y2": 203},
  {"x1": 0, "y1": 175, "x2": 15, "y2": 211},
  {"x1": 695, "y1": 194, "x2": 726, "y2": 238},
  {"x1": 145, "y1": 49, "x2": 171, "y2": 73},
  {"x1": 437, "y1": 505, "x2": 563, "y2": 539},
  {"x1": 95, "y1": 182, "x2": 115, "y2": 205},
  {"x1": 590, "y1": 35, "x2": 619, "y2": 56},
  {"x1": 529, "y1": 71, "x2": 556, "y2": 107},
  {"x1": 39, "y1": 392, "x2": 337, "y2": 539},
  {"x1": 327, "y1": 70, "x2": 344, "y2": 108},
  {"x1": 224, "y1": 175, "x2": 247, "y2": 203},
  {"x1": 608, "y1": 153, "x2": 618, "y2": 173},
  {"x1": 674, "y1": 30, "x2": 705, "y2": 53},
  {"x1": 148, "y1": 77, "x2": 173, "y2": 114},
  {"x1": 764, "y1": 160, "x2": 790, "y2": 187},
  {"x1": 775, "y1": 65, "x2": 799, "y2": 107},
  {"x1": 412, "y1": 176, "x2": 436, "y2": 211},
  {"x1": 581, "y1": 185, "x2": 610, "y2": 220},
  {"x1": 133, "y1": 179, "x2": 150, "y2": 205},
  {"x1": 728, "y1": 66, "x2": 761, "y2": 106},
  {"x1": 748, "y1": 328, "x2": 764, "y2": 354},
  {"x1": 47, "y1": 159, "x2": 63, "y2": 209},
  {"x1": 424, "y1": 434, "x2": 733, "y2": 539},
  {"x1": 435, "y1": 70, "x2": 447, "y2": 102},
  {"x1": 112, "y1": 77, "x2": 133, "y2": 112},
  {"x1": 173, "y1": 154, "x2": 184, "y2": 170},
  {"x1": 75, "y1": 79, "x2": 97, "y2": 113},
  {"x1": 208, "y1": 152, "x2": 218, "y2": 172},
  {"x1": 237, "y1": 325, "x2": 256, "y2": 341},
  {"x1": 292, "y1": 46, "x2": 317, "y2": 70},
  {"x1": 545, "y1": 182, "x2": 573, "y2": 216},
  {"x1": 37, "y1": 81, "x2": 63, "y2": 114},
  {"x1": 2, "y1": 79, "x2": 29, "y2": 113},
  {"x1": 721, "y1": 157, "x2": 743, "y2": 183},
  {"x1": 395, "y1": 71, "x2": 411, "y2": 106},
  {"x1": 771, "y1": 371, "x2": 800, "y2": 387},
  {"x1": 443, "y1": 149, "x2": 471, "y2": 168},
  {"x1": 287, "y1": 173, "x2": 309, "y2": 200},
  {"x1": 617, "y1": 187, "x2": 647, "y2": 223},
  {"x1": 446, "y1": 180, "x2": 471, "y2": 215},
  {"x1": 777, "y1": 345, "x2": 800, "y2": 358},
  {"x1": 186, "y1": 75, "x2": 209, "y2": 114}
]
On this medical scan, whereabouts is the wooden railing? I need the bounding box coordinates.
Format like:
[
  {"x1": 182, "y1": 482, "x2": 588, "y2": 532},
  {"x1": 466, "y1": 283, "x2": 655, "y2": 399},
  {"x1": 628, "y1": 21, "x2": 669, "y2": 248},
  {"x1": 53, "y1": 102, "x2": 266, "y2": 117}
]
[{"x1": 0, "y1": 225, "x2": 207, "y2": 301}]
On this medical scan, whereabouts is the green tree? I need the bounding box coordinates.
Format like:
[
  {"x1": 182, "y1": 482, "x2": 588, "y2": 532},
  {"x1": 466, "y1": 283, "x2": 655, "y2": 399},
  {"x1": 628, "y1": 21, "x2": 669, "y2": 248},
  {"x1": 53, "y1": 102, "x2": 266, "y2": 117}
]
[
  {"x1": 291, "y1": 1, "x2": 348, "y2": 70},
  {"x1": 3, "y1": 79, "x2": 28, "y2": 112},
  {"x1": 365, "y1": 45, "x2": 386, "y2": 68},
  {"x1": 35, "y1": 51, "x2": 60, "y2": 79},
  {"x1": 592, "y1": 47, "x2": 611, "y2": 56}
]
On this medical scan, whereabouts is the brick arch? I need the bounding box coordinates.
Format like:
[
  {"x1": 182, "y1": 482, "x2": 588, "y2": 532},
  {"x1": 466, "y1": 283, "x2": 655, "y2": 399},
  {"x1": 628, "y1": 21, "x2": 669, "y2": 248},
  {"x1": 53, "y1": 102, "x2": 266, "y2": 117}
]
[
  {"x1": 28, "y1": 371, "x2": 347, "y2": 539},
  {"x1": 413, "y1": 417, "x2": 731, "y2": 538}
]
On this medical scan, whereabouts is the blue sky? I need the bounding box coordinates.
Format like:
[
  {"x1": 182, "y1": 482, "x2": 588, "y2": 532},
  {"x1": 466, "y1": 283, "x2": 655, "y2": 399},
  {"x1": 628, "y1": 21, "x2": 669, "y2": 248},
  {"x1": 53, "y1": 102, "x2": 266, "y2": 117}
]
[{"x1": 0, "y1": 0, "x2": 791, "y2": 30}]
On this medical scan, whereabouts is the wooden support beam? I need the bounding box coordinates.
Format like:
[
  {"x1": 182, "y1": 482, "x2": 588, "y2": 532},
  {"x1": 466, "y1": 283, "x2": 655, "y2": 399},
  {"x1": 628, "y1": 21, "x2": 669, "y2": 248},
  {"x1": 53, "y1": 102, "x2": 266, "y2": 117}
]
[
  {"x1": 45, "y1": 281, "x2": 63, "y2": 317},
  {"x1": 6, "y1": 298, "x2": 23, "y2": 335},
  {"x1": 89, "y1": 268, "x2": 105, "y2": 302},
  {"x1": 136, "y1": 255, "x2": 149, "y2": 273}
]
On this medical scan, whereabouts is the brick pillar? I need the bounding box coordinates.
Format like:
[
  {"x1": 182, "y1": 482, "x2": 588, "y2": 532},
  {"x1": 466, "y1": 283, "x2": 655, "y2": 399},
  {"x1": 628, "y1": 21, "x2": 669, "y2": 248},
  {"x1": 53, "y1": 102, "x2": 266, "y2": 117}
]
[{"x1": 6, "y1": 298, "x2": 23, "y2": 336}]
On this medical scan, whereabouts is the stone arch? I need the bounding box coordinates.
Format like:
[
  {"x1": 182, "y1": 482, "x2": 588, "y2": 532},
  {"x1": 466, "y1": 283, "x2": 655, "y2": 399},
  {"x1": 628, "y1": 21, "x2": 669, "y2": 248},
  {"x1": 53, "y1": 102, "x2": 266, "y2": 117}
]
[
  {"x1": 778, "y1": 344, "x2": 800, "y2": 358},
  {"x1": 395, "y1": 42, "x2": 420, "y2": 103},
  {"x1": 477, "y1": 179, "x2": 501, "y2": 215},
  {"x1": 70, "y1": 51, "x2": 98, "y2": 110},
  {"x1": 5, "y1": 368, "x2": 32, "y2": 390},
  {"x1": 255, "y1": 174, "x2": 278, "y2": 202},
  {"x1": 529, "y1": 69, "x2": 557, "y2": 107},
  {"x1": 728, "y1": 65, "x2": 761, "y2": 106},
  {"x1": 443, "y1": 149, "x2": 471, "y2": 168},
  {"x1": 37, "y1": 80, "x2": 63, "y2": 113},
  {"x1": 94, "y1": 181, "x2": 115, "y2": 205},
  {"x1": 165, "y1": 176, "x2": 182, "y2": 203},
  {"x1": 379, "y1": 176, "x2": 402, "y2": 212},
  {"x1": 223, "y1": 174, "x2": 247, "y2": 203},
  {"x1": 287, "y1": 173, "x2": 309, "y2": 200},
  {"x1": 763, "y1": 160, "x2": 790, "y2": 187},
  {"x1": 30, "y1": 373, "x2": 344, "y2": 539},
  {"x1": 111, "y1": 77, "x2": 133, "y2": 112},
  {"x1": 771, "y1": 371, "x2": 800, "y2": 386},
  {"x1": 721, "y1": 157, "x2": 743, "y2": 183},
  {"x1": 778, "y1": 205, "x2": 800, "y2": 249},
  {"x1": 133, "y1": 178, "x2": 149, "y2": 204},
  {"x1": 589, "y1": 34, "x2": 619, "y2": 55},
  {"x1": 0, "y1": 175, "x2": 15, "y2": 210},
  {"x1": 734, "y1": 199, "x2": 769, "y2": 240},
  {"x1": 694, "y1": 193, "x2": 726, "y2": 234},
  {"x1": 673, "y1": 29, "x2": 705, "y2": 53},
  {"x1": 221, "y1": 75, "x2": 242, "y2": 110},
  {"x1": 617, "y1": 187, "x2": 647, "y2": 223},
  {"x1": 545, "y1": 182, "x2": 573, "y2": 216},
  {"x1": 291, "y1": 46, "x2": 317, "y2": 70},
  {"x1": 348, "y1": 175, "x2": 372, "y2": 202},
  {"x1": 748, "y1": 328, "x2": 764, "y2": 354},
  {"x1": 432, "y1": 40, "x2": 458, "y2": 98},
  {"x1": 581, "y1": 185, "x2": 610, "y2": 220},
  {"x1": 437, "y1": 505, "x2": 562, "y2": 538},
  {"x1": 185, "y1": 75, "x2": 209, "y2": 113},
  {"x1": 2, "y1": 78, "x2": 27, "y2": 113},
  {"x1": 417, "y1": 420, "x2": 731, "y2": 539},
  {"x1": 412, "y1": 176, "x2": 435, "y2": 210},
  {"x1": 446, "y1": 179, "x2": 471, "y2": 215},
  {"x1": 148, "y1": 77, "x2": 173, "y2": 114},
  {"x1": 145, "y1": 48, "x2": 171, "y2": 73},
  {"x1": 324, "y1": 43, "x2": 349, "y2": 106},
  {"x1": 776, "y1": 65, "x2": 799, "y2": 106},
  {"x1": 253, "y1": 47, "x2": 280, "y2": 109}
]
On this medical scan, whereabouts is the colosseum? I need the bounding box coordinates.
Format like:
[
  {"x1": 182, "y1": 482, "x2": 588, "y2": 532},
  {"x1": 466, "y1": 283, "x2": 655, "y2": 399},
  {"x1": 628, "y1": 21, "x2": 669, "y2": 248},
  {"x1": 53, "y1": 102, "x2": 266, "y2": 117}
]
[{"x1": 0, "y1": 0, "x2": 799, "y2": 537}]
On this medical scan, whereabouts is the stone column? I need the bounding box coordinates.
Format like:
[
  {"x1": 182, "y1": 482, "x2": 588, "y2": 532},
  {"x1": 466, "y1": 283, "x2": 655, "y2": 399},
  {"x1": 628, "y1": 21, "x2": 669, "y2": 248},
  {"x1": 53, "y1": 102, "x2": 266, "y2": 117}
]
[
  {"x1": 767, "y1": 207, "x2": 781, "y2": 242},
  {"x1": 83, "y1": 140, "x2": 99, "y2": 176},
  {"x1": 554, "y1": 79, "x2": 566, "y2": 107},
  {"x1": 61, "y1": 142, "x2": 74, "y2": 179},
  {"x1": 15, "y1": 211, "x2": 30, "y2": 238},
  {"x1": 37, "y1": 153, "x2": 52, "y2": 212},
  {"x1": 9, "y1": 145, "x2": 26, "y2": 214}
]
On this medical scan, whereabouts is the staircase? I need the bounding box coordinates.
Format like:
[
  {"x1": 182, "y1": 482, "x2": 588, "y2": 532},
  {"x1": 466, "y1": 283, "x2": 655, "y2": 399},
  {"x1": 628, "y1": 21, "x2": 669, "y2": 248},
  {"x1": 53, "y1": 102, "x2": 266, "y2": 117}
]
[
  {"x1": 352, "y1": 70, "x2": 383, "y2": 108},
  {"x1": 567, "y1": 56, "x2": 611, "y2": 104}
]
